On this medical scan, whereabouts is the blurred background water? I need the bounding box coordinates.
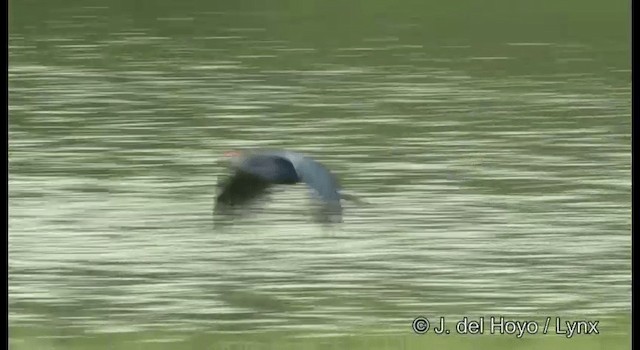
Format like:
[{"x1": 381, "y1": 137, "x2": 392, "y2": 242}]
[{"x1": 9, "y1": 0, "x2": 630, "y2": 344}]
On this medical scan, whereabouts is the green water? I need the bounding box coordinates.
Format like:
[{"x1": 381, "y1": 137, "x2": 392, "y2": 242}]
[{"x1": 9, "y1": 0, "x2": 630, "y2": 349}]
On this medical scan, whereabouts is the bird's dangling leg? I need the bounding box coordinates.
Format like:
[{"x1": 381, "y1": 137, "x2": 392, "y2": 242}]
[{"x1": 340, "y1": 191, "x2": 369, "y2": 206}]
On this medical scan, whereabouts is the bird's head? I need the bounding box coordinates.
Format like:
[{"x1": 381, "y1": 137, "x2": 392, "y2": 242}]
[
  {"x1": 220, "y1": 149, "x2": 244, "y2": 167},
  {"x1": 223, "y1": 150, "x2": 242, "y2": 158}
]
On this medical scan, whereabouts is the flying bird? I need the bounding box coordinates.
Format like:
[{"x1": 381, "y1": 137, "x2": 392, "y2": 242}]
[{"x1": 214, "y1": 149, "x2": 348, "y2": 223}]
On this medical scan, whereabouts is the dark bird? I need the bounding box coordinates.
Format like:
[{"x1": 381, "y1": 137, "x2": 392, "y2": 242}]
[{"x1": 214, "y1": 149, "x2": 347, "y2": 223}]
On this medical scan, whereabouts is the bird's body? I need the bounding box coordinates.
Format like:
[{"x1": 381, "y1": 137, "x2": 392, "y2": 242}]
[{"x1": 215, "y1": 149, "x2": 343, "y2": 223}]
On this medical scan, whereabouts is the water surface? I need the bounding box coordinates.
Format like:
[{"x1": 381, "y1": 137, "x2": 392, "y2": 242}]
[{"x1": 9, "y1": 0, "x2": 630, "y2": 342}]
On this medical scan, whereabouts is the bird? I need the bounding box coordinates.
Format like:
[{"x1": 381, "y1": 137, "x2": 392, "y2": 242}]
[{"x1": 214, "y1": 149, "x2": 347, "y2": 223}]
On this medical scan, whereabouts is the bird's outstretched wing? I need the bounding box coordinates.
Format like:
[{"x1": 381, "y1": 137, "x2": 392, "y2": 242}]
[
  {"x1": 214, "y1": 155, "x2": 299, "y2": 216},
  {"x1": 291, "y1": 156, "x2": 343, "y2": 223},
  {"x1": 215, "y1": 170, "x2": 273, "y2": 209}
]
